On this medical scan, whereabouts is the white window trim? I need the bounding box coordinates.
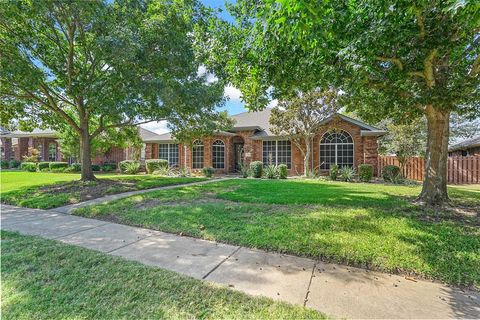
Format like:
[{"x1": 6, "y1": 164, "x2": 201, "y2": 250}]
[
  {"x1": 212, "y1": 139, "x2": 225, "y2": 169},
  {"x1": 159, "y1": 143, "x2": 179, "y2": 166},
  {"x1": 319, "y1": 131, "x2": 355, "y2": 169},
  {"x1": 262, "y1": 140, "x2": 291, "y2": 167}
]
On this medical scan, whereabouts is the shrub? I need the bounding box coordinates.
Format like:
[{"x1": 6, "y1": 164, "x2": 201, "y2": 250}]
[
  {"x1": 358, "y1": 164, "x2": 374, "y2": 182},
  {"x1": 278, "y1": 164, "x2": 288, "y2": 179},
  {"x1": 145, "y1": 159, "x2": 168, "y2": 174},
  {"x1": 119, "y1": 160, "x2": 136, "y2": 173},
  {"x1": 49, "y1": 162, "x2": 68, "y2": 170},
  {"x1": 70, "y1": 163, "x2": 82, "y2": 172},
  {"x1": 239, "y1": 163, "x2": 250, "y2": 178},
  {"x1": 264, "y1": 164, "x2": 278, "y2": 179},
  {"x1": 178, "y1": 167, "x2": 190, "y2": 177},
  {"x1": 1, "y1": 160, "x2": 9, "y2": 169},
  {"x1": 37, "y1": 162, "x2": 50, "y2": 171},
  {"x1": 22, "y1": 147, "x2": 40, "y2": 162},
  {"x1": 20, "y1": 162, "x2": 37, "y2": 172},
  {"x1": 202, "y1": 167, "x2": 215, "y2": 178},
  {"x1": 329, "y1": 164, "x2": 339, "y2": 181},
  {"x1": 339, "y1": 166, "x2": 356, "y2": 182},
  {"x1": 153, "y1": 166, "x2": 177, "y2": 177},
  {"x1": 123, "y1": 161, "x2": 141, "y2": 174},
  {"x1": 9, "y1": 160, "x2": 21, "y2": 168},
  {"x1": 249, "y1": 161, "x2": 263, "y2": 178},
  {"x1": 101, "y1": 163, "x2": 117, "y2": 172},
  {"x1": 91, "y1": 164, "x2": 101, "y2": 172},
  {"x1": 382, "y1": 165, "x2": 401, "y2": 182},
  {"x1": 50, "y1": 167, "x2": 66, "y2": 173}
]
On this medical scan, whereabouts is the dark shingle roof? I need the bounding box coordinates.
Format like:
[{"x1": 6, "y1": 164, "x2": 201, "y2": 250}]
[{"x1": 449, "y1": 136, "x2": 480, "y2": 152}]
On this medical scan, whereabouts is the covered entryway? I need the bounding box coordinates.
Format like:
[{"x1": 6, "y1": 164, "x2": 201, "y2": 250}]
[{"x1": 232, "y1": 136, "x2": 245, "y2": 172}]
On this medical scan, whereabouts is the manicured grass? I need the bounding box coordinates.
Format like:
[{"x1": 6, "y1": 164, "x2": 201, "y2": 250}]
[
  {"x1": 1, "y1": 231, "x2": 324, "y2": 319},
  {"x1": 0, "y1": 171, "x2": 206, "y2": 209},
  {"x1": 75, "y1": 179, "x2": 480, "y2": 288}
]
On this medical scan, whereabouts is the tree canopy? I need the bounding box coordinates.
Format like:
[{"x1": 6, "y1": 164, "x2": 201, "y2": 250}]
[
  {"x1": 0, "y1": 0, "x2": 228, "y2": 180},
  {"x1": 205, "y1": 0, "x2": 480, "y2": 205}
]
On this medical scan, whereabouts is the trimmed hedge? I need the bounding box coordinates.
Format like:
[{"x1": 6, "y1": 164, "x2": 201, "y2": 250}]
[
  {"x1": 382, "y1": 165, "x2": 401, "y2": 182},
  {"x1": 249, "y1": 161, "x2": 263, "y2": 178},
  {"x1": 20, "y1": 162, "x2": 37, "y2": 172},
  {"x1": 278, "y1": 164, "x2": 288, "y2": 179},
  {"x1": 70, "y1": 163, "x2": 82, "y2": 172},
  {"x1": 1, "y1": 160, "x2": 8, "y2": 169},
  {"x1": 123, "y1": 161, "x2": 141, "y2": 174},
  {"x1": 358, "y1": 164, "x2": 374, "y2": 182},
  {"x1": 91, "y1": 164, "x2": 101, "y2": 172},
  {"x1": 49, "y1": 162, "x2": 68, "y2": 170},
  {"x1": 145, "y1": 159, "x2": 168, "y2": 174},
  {"x1": 37, "y1": 162, "x2": 51, "y2": 171},
  {"x1": 9, "y1": 160, "x2": 21, "y2": 168},
  {"x1": 101, "y1": 163, "x2": 117, "y2": 172}
]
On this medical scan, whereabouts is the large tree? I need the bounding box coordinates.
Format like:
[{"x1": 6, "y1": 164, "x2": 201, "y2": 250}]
[
  {"x1": 0, "y1": 0, "x2": 226, "y2": 180},
  {"x1": 204, "y1": 0, "x2": 480, "y2": 206},
  {"x1": 270, "y1": 88, "x2": 339, "y2": 176}
]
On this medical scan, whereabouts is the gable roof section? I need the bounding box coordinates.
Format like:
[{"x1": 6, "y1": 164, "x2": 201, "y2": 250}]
[{"x1": 449, "y1": 136, "x2": 480, "y2": 152}]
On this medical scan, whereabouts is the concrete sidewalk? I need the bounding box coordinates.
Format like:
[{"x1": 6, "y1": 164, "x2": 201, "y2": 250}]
[
  {"x1": 53, "y1": 177, "x2": 228, "y2": 214},
  {"x1": 1, "y1": 204, "x2": 479, "y2": 319}
]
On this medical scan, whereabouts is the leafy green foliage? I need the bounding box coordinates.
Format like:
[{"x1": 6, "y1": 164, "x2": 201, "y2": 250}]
[
  {"x1": 145, "y1": 159, "x2": 169, "y2": 174},
  {"x1": 339, "y1": 167, "x2": 356, "y2": 182},
  {"x1": 91, "y1": 164, "x2": 101, "y2": 172},
  {"x1": 8, "y1": 160, "x2": 20, "y2": 168},
  {"x1": 202, "y1": 167, "x2": 215, "y2": 178},
  {"x1": 119, "y1": 160, "x2": 137, "y2": 174},
  {"x1": 37, "y1": 162, "x2": 50, "y2": 171},
  {"x1": 101, "y1": 163, "x2": 117, "y2": 172},
  {"x1": 263, "y1": 164, "x2": 278, "y2": 179},
  {"x1": 49, "y1": 162, "x2": 68, "y2": 170},
  {"x1": 358, "y1": 164, "x2": 373, "y2": 182},
  {"x1": 382, "y1": 165, "x2": 401, "y2": 182},
  {"x1": 249, "y1": 161, "x2": 263, "y2": 178},
  {"x1": 329, "y1": 164, "x2": 339, "y2": 181},
  {"x1": 22, "y1": 148, "x2": 40, "y2": 163},
  {"x1": 20, "y1": 162, "x2": 36, "y2": 172},
  {"x1": 123, "y1": 162, "x2": 140, "y2": 175},
  {"x1": 278, "y1": 164, "x2": 288, "y2": 179},
  {"x1": 0, "y1": 0, "x2": 227, "y2": 180},
  {"x1": 1, "y1": 160, "x2": 8, "y2": 169}
]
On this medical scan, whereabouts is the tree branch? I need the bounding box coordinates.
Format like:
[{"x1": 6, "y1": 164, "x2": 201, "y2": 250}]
[
  {"x1": 415, "y1": 9, "x2": 426, "y2": 40},
  {"x1": 423, "y1": 49, "x2": 438, "y2": 88},
  {"x1": 91, "y1": 119, "x2": 161, "y2": 138},
  {"x1": 470, "y1": 54, "x2": 480, "y2": 76}
]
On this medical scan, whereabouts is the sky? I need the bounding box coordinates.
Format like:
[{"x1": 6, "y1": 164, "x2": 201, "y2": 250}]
[{"x1": 142, "y1": 0, "x2": 254, "y2": 135}]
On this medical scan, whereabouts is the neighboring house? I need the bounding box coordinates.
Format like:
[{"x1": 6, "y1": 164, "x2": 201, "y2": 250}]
[
  {"x1": 0, "y1": 127, "x2": 162, "y2": 164},
  {"x1": 448, "y1": 136, "x2": 480, "y2": 156},
  {"x1": 143, "y1": 109, "x2": 386, "y2": 176},
  {"x1": 1, "y1": 109, "x2": 386, "y2": 175}
]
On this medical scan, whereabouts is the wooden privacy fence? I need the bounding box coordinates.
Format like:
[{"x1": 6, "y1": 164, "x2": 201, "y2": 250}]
[{"x1": 378, "y1": 156, "x2": 480, "y2": 184}]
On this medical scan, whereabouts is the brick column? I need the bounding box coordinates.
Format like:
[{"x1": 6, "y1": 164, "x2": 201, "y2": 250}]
[
  {"x1": 1, "y1": 138, "x2": 12, "y2": 160},
  {"x1": 204, "y1": 138, "x2": 212, "y2": 168}
]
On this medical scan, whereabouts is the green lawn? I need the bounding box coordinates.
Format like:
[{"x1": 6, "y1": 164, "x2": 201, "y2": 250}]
[
  {"x1": 1, "y1": 231, "x2": 324, "y2": 319},
  {"x1": 0, "y1": 171, "x2": 206, "y2": 209},
  {"x1": 75, "y1": 179, "x2": 480, "y2": 288}
]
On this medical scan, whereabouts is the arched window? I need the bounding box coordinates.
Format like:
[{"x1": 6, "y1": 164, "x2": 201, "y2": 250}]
[
  {"x1": 320, "y1": 130, "x2": 354, "y2": 170},
  {"x1": 212, "y1": 140, "x2": 225, "y2": 169},
  {"x1": 192, "y1": 140, "x2": 204, "y2": 169}
]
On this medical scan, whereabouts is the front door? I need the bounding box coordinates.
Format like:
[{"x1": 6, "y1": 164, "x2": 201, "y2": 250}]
[{"x1": 234, "y1": 143, "x2": 244, "y2": 171}]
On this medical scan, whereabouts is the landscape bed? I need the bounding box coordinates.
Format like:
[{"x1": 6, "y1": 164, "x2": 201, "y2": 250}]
[
  {"x1": 0, "y1": 171, "x2": 206, "y2": 209},
  {"x1": 1, "y1": 231, "x2": 325, "y2": 319},
  {"x1": 74, "y1": 179, "x2": 480, "y2": 288}
]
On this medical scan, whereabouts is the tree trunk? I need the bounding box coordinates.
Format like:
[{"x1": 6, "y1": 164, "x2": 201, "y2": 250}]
[
  {"x1": 417, "y1": 105, "x2": 449, "y2": 206},
  {"x1": 80, "y1": 129, "x2": 95, "y2": 181},
  {"x1": 304, "y1": 137, "x2": 311, "y2": 176}
]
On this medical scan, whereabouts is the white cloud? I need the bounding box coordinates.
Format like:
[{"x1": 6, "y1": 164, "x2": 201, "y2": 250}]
[
  {"x1": 224, "y1": 85, "x2": 242, "y2": 102},
  {"x1": 197, "y1": 65, "x2": 218, "y2": 84},
  {"x1": 140, "y1": 121, "x2": 169, "y2": 134}
]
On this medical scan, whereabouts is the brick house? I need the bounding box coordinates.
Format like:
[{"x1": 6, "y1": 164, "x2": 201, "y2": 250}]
[
  {"x1": 448, "y1": 136, "x2": 480, "y2": 156},
  {"x1": 0, "y1": 127, "x2": 161, "y2": 164},
  {"x1": 143, "y1": 109, "x2": 386, "y2": 176},
  {"x1": 1, "y1": 109, "x2": 386, "y2": 175}
]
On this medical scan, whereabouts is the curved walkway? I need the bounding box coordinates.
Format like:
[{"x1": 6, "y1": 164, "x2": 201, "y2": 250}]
[
  {"x1": 53, "y1": 177, "x2": 230, "y2": 214},
  {"x1": 2, "y1": 204, "x2": 479, "y2": 319}
]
